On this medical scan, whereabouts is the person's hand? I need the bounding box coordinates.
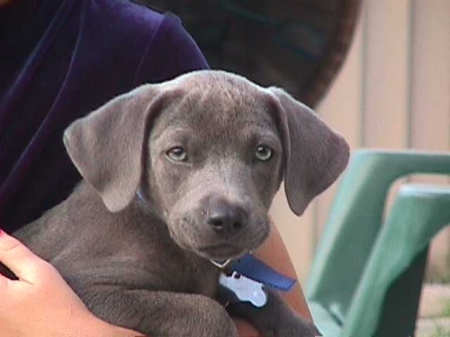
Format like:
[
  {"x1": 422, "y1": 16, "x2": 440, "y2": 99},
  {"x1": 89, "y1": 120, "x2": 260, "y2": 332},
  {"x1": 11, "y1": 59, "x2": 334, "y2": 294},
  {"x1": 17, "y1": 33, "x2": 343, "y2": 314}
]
[{"x1": 0, "y1": 229, "x2": 143, "y2": 337}]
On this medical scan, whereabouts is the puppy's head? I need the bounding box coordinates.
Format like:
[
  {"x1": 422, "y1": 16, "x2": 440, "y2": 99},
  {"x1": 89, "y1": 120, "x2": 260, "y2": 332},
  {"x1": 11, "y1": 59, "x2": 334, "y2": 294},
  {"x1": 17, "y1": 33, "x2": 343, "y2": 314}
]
[{"x1": 64, "y1": 70, "x2": 349, "y2": 261}]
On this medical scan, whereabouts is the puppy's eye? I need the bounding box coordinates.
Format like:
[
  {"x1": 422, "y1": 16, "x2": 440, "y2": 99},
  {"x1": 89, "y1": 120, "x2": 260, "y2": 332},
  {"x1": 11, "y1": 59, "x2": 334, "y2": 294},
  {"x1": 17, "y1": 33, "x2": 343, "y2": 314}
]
[
  {"x1": 166, "y1": 147, "x2": 187, "y2": 162},
  {"x1": 255, "y1": 145, "x2": 273, "y2": 161}
]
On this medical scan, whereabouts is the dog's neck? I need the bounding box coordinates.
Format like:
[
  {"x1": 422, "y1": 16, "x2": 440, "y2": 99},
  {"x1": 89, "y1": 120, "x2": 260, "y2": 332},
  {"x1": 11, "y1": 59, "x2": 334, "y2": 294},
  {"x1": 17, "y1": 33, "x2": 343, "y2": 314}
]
[
  {"x1": 136, "y1": 189, "x2": 148, "y2": 205},
  {"x1": 135, "y1": 188, "x2": 165, "y2": 218}
]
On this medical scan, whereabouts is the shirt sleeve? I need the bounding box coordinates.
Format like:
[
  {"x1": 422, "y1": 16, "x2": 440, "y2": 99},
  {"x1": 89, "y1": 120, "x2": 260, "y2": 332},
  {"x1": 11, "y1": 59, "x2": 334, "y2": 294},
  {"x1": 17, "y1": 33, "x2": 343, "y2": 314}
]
[{"x1": 134, "y1": 13, "x2": 210, "y2": 85}]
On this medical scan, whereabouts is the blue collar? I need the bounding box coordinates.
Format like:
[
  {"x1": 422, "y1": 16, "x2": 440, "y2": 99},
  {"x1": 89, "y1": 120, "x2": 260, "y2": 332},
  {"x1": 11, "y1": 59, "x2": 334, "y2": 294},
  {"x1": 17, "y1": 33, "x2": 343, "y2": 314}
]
[{"x1": 229, "y1": 253, "x2": 296, "y2": 292}]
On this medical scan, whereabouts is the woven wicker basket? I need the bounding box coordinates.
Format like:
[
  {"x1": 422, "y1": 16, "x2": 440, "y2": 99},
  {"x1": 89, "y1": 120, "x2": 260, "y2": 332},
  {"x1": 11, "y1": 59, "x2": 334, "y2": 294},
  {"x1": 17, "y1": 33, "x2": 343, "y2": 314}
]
[{"x1": 143, "y1": 0, "x2": 361, "y2": 107}]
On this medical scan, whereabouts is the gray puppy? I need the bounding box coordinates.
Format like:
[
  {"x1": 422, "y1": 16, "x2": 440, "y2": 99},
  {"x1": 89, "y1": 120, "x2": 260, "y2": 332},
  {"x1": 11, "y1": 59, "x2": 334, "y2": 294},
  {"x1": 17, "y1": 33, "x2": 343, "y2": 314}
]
[{"x1": 13, "y1": 70, "x2": 349, "y2": 336}]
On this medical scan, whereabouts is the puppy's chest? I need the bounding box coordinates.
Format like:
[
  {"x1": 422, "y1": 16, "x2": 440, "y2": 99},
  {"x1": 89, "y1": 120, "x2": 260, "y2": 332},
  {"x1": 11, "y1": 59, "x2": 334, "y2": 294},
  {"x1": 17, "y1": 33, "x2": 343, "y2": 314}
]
[
  {"x1": 165, "y1": 258, "x2": 220, "y2": 297},
  {"x1": 138, "y1": 248, "x2": 221, "y2": 298},
  {"x1": 114, "y1": 234, "x2": 221, "y2": 298}
]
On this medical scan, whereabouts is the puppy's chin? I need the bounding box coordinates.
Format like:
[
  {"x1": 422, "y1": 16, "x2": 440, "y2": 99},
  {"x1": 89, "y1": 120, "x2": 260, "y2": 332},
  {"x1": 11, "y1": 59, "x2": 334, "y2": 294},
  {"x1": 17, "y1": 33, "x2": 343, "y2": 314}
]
[
  {"x1": 166, "y1": 214, "x2": 271, "y2": 262},
  {"x1": 169, "y1": 231, "x2": 247, "y2": 261}
]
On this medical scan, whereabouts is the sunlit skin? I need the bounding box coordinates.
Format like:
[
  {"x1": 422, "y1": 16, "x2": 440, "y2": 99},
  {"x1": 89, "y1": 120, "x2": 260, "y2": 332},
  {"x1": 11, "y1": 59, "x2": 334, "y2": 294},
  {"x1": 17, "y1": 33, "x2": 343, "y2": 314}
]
[{"x1": 0, "y1": 1, "x2": 313, "y2": 335}]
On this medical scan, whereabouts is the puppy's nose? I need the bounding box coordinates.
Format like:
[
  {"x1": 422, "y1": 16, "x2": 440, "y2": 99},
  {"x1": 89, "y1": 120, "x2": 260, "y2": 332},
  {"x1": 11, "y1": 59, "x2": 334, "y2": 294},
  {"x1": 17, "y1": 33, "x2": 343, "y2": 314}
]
[{"x1": 207, "y1": 201, "x2": 247, "y2": 237}]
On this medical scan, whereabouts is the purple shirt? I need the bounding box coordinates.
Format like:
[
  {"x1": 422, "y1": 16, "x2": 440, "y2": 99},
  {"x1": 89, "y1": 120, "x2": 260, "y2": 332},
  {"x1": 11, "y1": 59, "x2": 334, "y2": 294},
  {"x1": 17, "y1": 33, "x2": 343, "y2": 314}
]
[{"x1": 0, "y1": 0, "x2": 209, "y2": 232}]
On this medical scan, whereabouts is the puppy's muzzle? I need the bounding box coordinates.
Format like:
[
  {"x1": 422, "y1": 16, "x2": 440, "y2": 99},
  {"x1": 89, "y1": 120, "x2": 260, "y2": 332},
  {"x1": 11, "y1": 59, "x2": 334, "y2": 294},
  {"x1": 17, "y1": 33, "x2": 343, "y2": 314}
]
[{"x1": 204, "y1": 197, "x2": 247, "y2": 239}]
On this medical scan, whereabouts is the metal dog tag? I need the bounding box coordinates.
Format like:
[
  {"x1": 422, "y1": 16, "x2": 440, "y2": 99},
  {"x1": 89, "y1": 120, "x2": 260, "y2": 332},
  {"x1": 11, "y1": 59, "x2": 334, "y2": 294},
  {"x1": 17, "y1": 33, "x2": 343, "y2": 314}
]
[{"x1": 219, "y1": 271, "x2": 268, "y2": 307}]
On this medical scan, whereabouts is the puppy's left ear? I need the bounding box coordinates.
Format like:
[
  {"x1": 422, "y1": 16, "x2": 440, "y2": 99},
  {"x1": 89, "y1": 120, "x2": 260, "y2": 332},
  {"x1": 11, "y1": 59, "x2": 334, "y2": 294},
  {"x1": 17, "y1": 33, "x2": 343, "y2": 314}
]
[
  {"x1": 267, "y1": 87, "x2": 350, "y2": 215},
  {"x1": 64, "y1": 84, "x2": 179, "y2": 212}
]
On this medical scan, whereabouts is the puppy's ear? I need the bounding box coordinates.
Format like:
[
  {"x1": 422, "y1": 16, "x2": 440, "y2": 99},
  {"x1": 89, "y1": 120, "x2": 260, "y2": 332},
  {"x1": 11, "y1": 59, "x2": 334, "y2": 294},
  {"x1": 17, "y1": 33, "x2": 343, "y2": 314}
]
[
  {"x1": 64, "y1": 85, "x2": 177, "y2": 212},
  {"x1": 267, "y1": 87, "x2": 350, "y2": 215}
]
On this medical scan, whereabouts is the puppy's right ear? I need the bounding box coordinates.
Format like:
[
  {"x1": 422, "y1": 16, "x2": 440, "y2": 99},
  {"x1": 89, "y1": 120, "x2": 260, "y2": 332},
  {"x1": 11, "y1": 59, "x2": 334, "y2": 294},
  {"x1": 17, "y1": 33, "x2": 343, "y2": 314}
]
[
  {"x1": 64, "y1": 84, "x2": 178, "y2": 213},
  {"x1": 267, "y1": 87, "x2": 349, "y2": 216}
]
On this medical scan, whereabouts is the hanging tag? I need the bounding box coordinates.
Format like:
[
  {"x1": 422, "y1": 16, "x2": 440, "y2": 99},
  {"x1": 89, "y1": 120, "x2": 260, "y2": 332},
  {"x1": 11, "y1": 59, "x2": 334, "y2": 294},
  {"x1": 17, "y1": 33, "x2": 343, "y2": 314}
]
[{"x1": 219, "y1": 271, "x2": 268, "y2": 307}]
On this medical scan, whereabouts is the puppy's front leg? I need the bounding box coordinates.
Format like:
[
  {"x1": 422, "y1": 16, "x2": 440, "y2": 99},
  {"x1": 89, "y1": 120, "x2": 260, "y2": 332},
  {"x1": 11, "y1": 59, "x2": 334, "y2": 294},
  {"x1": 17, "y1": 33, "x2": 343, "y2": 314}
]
[
  {"x1": 82, "y1": 289, "x2": 238, "y2": 337},
  {"x1": 228, "y1": 289, "x2": 321, "y2": 337}
]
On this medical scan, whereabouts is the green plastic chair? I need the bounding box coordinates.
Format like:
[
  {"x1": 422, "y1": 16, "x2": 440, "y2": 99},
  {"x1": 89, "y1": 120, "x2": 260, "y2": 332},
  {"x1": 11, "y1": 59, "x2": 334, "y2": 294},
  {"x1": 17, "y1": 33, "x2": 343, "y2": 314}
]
[{"x1": 306, "y1": 150, "x2": 450, "y2": 337}]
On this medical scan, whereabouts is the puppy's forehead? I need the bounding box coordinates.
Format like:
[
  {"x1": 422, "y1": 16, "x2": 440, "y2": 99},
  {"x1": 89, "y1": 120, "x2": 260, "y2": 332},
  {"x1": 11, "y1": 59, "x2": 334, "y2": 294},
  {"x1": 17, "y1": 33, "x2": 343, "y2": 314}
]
[{"x1": 158, "y1": 73, "x2": 275, "y2": 132}]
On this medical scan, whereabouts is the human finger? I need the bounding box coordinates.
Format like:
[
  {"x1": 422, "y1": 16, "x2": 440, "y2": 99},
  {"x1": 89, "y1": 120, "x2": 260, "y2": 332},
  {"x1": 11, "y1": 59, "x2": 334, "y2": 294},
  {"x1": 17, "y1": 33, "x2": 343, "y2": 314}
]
[{"x1": 0, "y1": 229, "x2": 42, "y2": 282}]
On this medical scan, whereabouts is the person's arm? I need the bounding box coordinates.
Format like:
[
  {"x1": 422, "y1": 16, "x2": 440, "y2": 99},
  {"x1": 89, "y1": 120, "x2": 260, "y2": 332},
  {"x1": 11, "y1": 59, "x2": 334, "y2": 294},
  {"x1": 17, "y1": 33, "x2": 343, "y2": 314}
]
[
  {"x1": 253, "y1": 218, "x2": 313, "y2": 320},
  {"x1": 0, "y1": 229, "x2": 144, "y2": 337}
]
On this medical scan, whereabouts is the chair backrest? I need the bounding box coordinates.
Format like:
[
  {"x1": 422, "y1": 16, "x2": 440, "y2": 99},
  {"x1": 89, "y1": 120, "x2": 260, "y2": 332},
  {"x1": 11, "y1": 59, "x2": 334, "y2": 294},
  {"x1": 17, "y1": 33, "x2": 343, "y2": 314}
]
[
  {"x1": 307, "y1": 150, "x2": 450, "y2": 328},
  {"x1": 343, "y1": 184, "x2": 450, "y2": 336}
]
